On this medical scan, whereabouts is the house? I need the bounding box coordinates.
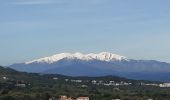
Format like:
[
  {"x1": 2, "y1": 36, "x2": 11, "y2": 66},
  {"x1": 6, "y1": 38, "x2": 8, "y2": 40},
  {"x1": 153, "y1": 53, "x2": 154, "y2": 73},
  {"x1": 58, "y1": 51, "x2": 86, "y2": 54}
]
[
  {"x1": 71, "y1": 80, "x2": 82, "y2": 83},
  {"x1": 159, "y1": 83, "x2": 170, "y2": 87},
  {"x1": 77, "y1": 97, "x2": 89, "y2": 100},
  {"x1": 66, "y1": 97, "x2": 72, "y2": 100},
  {"x1": 147, "y1": 99, "x2": 153, "y2": 100},
  {"x1": 81, "y1": 85, "x2": 88, "y2": 88},
  {"x1": 91, "y1": 80, "x2": 97, "y2": 84},
  {"x1": 49, "y1": 97, "x2": 56, "y2": 100},
  {"x1": 15, "y1": 84, "x2": 26, "y2": 88},
  {"x1": 53, "y1": 77, "x2": 58, "y2": 80},
  {"x1": 60, "y1": 95, "x2": 72, "y2": 100},
  {"x1": 3, "y1": 76, "x2": 8, "y2": 80}
]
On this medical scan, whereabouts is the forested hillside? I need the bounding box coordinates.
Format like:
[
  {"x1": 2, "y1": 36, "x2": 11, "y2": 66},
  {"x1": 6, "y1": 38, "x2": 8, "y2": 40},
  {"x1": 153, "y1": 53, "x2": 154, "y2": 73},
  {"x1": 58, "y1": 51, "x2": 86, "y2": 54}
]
[{"x1": 0, "y1": 66, "x2": 170, "y2": 100}]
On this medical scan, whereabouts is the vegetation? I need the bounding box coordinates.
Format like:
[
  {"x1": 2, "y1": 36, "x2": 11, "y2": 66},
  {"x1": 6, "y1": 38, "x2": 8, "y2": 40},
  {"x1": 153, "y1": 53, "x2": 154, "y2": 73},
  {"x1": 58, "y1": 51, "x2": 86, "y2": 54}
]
[{"x1": 0, "y1": 66, "x2": 170, "y2": 100}]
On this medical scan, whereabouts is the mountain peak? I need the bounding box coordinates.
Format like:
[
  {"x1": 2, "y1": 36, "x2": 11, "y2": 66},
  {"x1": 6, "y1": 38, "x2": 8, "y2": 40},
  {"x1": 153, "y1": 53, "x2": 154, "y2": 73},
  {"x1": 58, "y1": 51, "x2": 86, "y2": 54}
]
[
  {"x1": 97, "y1": 52, "x2": 127, "y2": 61},
  {"x1": 25, "y1": 52, "x2": 127, "y2": 64}
]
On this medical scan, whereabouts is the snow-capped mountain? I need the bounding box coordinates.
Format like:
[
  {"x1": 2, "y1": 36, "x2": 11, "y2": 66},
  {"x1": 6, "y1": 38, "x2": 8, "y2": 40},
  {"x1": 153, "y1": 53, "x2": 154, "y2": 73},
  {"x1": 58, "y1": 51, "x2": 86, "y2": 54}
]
[
  {"x1": 9, "y1": 52, "x2": 170, "y2": 82},
  {"x1": 25, "y1": 52, "x2": 127, "y2": 64}
]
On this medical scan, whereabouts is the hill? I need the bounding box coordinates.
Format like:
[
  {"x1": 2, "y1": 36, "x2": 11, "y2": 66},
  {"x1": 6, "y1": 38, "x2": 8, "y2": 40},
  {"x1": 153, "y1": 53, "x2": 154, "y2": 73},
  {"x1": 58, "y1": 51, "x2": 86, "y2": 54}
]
[{"x1": 1, "y1": 66, "x2": 170, "y2": 100}]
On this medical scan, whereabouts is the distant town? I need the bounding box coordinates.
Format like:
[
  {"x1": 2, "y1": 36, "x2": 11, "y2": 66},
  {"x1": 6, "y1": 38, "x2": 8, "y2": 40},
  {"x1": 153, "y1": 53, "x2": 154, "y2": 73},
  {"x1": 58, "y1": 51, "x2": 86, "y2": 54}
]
[
  {"x1": 53, "y1": 77, "x2": 170, "y2": 88},
  {"x1": 2, "y1": 76, "x2": 170, "y2": 88}
]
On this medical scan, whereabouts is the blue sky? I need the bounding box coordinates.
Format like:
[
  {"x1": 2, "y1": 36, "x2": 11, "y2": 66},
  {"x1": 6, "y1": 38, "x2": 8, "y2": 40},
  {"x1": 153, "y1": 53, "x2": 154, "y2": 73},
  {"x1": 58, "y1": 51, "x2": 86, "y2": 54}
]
[{"x1": 0, "y1": 0, "x2": 170, "y2": 65}]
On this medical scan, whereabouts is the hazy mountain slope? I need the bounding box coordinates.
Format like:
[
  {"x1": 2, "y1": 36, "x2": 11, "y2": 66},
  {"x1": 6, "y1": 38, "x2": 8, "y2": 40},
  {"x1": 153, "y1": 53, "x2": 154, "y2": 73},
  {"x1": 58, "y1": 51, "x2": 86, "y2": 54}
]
[
  {"x1": 0, "y1": 66, "x2": 137, "y2": 84},
  {"x1": 9, "y1": 52, "x2": 170, "y2": 82}
]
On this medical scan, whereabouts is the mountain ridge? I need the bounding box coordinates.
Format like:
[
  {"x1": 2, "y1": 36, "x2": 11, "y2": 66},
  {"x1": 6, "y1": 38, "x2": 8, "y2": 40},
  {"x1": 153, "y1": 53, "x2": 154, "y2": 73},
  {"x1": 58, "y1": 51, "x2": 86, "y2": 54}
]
[
  {"x1": 9, "y1": 52, "x2": 170, "y2": 82},
  {"x1": 25, "y1": 52, "x2": 128, "y2": 64}
]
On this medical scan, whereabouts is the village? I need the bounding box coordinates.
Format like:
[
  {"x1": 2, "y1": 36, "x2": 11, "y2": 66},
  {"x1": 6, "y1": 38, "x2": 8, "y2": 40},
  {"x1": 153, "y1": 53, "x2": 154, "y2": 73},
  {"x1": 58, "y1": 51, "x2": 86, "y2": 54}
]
[
  {"x1": 48, "y1": 95, "x2": 154, "y2": 100},
  {"x1": 1, "y1": 76, "x2": 170, "y2": 88},
  {"x1": 49, "y1": 95, "x2": 89, "y2": 100},
  {"x1": 53, "y1": 77, "x2": 170, "y2": 88},
  {"x1": 1, "y1": 74, "x2": 170, "y2": 100}
]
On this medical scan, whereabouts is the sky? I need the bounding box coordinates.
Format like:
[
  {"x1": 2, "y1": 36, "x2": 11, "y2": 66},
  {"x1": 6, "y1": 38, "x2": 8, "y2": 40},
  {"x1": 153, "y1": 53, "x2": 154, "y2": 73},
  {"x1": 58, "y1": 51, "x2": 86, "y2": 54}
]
[{"x1": 0, "y1": 0, "x2": 170, "y2": 65}]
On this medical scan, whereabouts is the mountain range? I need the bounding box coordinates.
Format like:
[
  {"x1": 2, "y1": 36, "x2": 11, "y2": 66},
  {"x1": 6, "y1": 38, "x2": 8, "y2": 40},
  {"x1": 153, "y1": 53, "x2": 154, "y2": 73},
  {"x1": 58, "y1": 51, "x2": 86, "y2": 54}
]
[{"x1": 9, "y1": 52, "x2": 170, "y2": 82}]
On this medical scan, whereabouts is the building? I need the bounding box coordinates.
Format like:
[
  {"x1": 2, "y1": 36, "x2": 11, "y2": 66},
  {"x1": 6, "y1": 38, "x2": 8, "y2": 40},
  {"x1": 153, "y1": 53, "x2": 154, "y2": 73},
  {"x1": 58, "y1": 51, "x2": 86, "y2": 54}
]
[
  {"x1": 159, "y1": 83, "x2": 170, "y2": 87},
  {"x1": 147, "y1": 99, "x2": 153, "y2": 100},
  {"x1": 53, "y1": 77, "x2": 58, "y2": 80},
  {"x1": 15, "y1": 84, "x2": 26, "y2": 88},
  {"x1": 60, "y1": 95, "x2": 72, "y2": 100},
  {"x1": 49, "y1": 97, "x2": 56, "y2": 100},
  {"x1": 77, "y1": 97, "x2": 89, "y2": 100},
  {"x1": 2, "y1": 76, "x2": 8, "y2": 80}
]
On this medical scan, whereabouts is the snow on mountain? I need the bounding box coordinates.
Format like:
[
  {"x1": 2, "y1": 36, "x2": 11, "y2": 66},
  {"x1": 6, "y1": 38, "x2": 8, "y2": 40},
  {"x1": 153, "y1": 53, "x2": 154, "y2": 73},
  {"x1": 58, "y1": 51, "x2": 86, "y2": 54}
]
[
  {"x1": 25, "y1": 52, "x2": 128, "y2": 64},
  {"x1": 9, "y1": 52, "x2": 170, "y2": 82}
]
